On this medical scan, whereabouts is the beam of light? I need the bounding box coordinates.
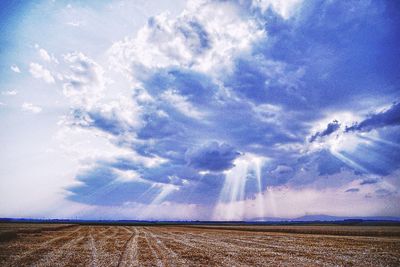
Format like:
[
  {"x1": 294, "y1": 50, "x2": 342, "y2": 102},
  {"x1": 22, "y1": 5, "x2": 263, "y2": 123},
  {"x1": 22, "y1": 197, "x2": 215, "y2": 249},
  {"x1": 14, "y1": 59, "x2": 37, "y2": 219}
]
[
  {"x1": 151, "y1": 184, "x2": 179, "y2": 205},
  {"x1": 214, "y1": 154, "x2": 268, "y2": 221},
  {"x1": 137, "y1": 183, "x2": 179, "y2": 219},
  {"x1": 78, "y1": 179, "x2": 120, "y2": 203},
  {"x1": 357, "y1": 134, "x2": 400, "y2": 149},
  {"x1": 266, "y1": 186, "x2": 277, "y2": 218},
  {"x1": 252, "y1": 156, "x2": 266, "y2": 219},
  {"x1": 330, "y1": 149, "x2": 370, "y2": 174},
  {"x1": 218, "y1": 158, "x2": 248, "y2": 221},
  {"x1": 134, "y1": 184, "x2": 159, "y2": 202}
]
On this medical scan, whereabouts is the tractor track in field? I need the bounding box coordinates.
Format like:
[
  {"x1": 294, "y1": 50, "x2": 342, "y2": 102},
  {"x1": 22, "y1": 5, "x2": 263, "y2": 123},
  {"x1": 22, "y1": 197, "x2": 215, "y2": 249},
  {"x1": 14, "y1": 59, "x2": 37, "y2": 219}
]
[
  {"x1": 0, "y1": 224, "x2": 399, "y2": 266},
  {"x1": 117, "y1": 227, "x2": 139, "y2": 267},
  {"x1": 142, "y1": 228, "x2": 164, "y2": 267},
  {"x1": 5, "y1": 226, "x2": 81, "y2": 266}
]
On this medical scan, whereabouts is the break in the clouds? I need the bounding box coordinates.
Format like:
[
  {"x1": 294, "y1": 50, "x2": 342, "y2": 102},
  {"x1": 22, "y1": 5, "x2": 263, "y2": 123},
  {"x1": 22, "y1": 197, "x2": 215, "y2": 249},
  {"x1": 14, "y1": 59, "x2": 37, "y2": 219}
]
[{"x1": 0, "y1": 0, "x2": 399, "y2": 220}]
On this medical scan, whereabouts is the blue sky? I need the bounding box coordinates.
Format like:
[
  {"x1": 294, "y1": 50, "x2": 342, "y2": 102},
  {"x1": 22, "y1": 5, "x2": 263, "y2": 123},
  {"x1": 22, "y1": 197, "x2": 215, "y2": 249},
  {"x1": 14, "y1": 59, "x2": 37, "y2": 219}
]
[{"x1": 0, "y1": 0, "x2": 399, "y2": 220}]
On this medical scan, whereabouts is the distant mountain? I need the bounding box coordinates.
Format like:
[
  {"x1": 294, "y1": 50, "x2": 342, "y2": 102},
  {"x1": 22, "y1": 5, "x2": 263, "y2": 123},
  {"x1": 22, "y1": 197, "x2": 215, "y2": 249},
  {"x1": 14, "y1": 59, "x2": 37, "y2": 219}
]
[{"x1": 252, "y1": 214, "x2": 400, "y2": 222}]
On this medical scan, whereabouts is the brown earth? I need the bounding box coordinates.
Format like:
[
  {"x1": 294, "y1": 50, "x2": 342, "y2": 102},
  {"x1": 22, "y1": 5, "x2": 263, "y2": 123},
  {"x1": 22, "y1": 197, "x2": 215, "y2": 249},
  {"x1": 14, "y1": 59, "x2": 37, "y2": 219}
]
[{"x1": 0, "y1": 224, "x2": 399, "y2": 266}]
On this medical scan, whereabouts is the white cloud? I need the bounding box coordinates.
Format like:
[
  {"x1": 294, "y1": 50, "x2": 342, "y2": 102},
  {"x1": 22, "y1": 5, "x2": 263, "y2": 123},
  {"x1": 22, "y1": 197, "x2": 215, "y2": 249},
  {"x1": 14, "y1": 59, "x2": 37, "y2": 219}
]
[
  {"x1": 66, "y1": 21, "x2": 83, "y2": 27},
  {"x1": 21, "y1": 102, "x2": 42, "y2": 113},
  {"x1": 29, "y1": 62, "x2": 55, "y2": 83},
  {"x1": 251, "y1": 0, "x2": 303, "y2": 19},
  {"x1": 62, "y1": 52, "x2": 105, "y2": 106},
  {"x1": 39, "y1": 48, "x2": 51, "y2": 62},
  {"x1": 108, "y1": 1, "x2": 265, "y2": 77},
  {"x1": 307, "y1": 111, "x2": 366, "y2": 153},
  {"x1": 1, "y1": 90, "x2": 18, "y2": 96},
  {"x1": 36, "y1": 46, "x2": 59, "y2": 63},
  {"x1": 161, "y1": 89, "x2": 205, "y2": 119},
  {"x1": 61, "y1": 52, "x2": 142, "y2": 132},
  {"x1": 53, "y1": 124, "x2": 167, "y2": 171},
  {"x1": 10, "y1": 65, "x2": 21, "y2": 73},
  {"x1": 113, "y1": 168, "x2": 148, "y2": 183}
]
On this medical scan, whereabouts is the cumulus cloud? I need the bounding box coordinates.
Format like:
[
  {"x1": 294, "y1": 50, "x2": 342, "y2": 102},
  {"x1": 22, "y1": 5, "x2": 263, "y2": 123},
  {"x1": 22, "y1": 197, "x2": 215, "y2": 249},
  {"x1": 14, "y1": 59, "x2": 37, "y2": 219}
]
[
  {"x1": 108, "y1": 0, "x2": 265, "y2": 76},
  {"x1": 62, "y1": 52, "x2": 105, "y2": 104},
  {"x1": 60, "y1": 52, "x2": 142, "y2": 136},
  {"x1": 21, "y1": 102, "x2": 42, "y2": 113},
  {"x1": 29, "y1": 62, "x2": 55, "y2": 83}
]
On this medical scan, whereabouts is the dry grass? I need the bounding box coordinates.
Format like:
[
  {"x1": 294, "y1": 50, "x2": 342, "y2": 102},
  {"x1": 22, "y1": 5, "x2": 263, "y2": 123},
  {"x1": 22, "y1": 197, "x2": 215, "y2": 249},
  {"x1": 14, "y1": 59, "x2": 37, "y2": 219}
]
[{"x1": 0, "y1": 223, "x2": 399, "y2": 266}]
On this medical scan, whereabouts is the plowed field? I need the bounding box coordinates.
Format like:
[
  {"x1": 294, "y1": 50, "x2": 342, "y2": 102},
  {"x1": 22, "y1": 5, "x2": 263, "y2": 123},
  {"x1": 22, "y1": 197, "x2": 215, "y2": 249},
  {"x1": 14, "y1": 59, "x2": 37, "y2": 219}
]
[{"x1": 0, "y1": 224, "x2": 399, "y2": 266}]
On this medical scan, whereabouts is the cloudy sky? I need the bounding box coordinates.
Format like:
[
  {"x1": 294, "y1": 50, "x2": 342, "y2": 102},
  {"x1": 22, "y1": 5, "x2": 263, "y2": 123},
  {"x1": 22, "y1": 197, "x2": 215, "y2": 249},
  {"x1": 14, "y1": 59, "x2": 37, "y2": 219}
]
[{"x1": 0, "y1": 0, "x2": 399, "y2": 220}]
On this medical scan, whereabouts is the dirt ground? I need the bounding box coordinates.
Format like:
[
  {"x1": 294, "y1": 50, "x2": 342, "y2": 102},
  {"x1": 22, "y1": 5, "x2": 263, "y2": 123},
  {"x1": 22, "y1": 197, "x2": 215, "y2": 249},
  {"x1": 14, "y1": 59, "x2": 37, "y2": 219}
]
[{"x1": 0, "y1": 224, "x2": 399, "y2": 266}]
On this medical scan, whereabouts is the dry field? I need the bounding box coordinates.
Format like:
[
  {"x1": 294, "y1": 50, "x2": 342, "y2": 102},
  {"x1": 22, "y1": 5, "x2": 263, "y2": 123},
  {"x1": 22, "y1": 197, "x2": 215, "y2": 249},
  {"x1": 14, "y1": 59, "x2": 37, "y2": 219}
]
[{"x1": 0, "y1": 223, "x2": 399, "y2": 266}]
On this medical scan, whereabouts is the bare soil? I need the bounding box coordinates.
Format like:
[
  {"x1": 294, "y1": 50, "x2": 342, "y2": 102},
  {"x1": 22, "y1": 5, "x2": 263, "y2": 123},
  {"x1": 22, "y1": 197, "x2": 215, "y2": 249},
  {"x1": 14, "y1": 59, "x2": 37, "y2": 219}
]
[{"x1": 0, "y1": 224, "x2": 399, "y2": 266}]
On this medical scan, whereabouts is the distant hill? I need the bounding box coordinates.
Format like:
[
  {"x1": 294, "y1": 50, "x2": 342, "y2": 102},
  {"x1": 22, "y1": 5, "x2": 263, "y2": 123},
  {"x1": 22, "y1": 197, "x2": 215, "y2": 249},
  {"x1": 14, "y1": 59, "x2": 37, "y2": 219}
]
[{"x1": 252, "y1": 214, "x2": 400, "y2": 222}]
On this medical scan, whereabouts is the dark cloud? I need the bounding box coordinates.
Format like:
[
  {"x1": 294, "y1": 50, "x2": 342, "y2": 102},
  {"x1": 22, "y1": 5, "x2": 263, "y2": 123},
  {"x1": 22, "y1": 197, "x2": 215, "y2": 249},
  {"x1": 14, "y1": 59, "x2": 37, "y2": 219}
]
[
  {"x1": 346, "y1": 102, "x2": 400, "y2": 133},
  {"x1": 185, "y1": 142, "x2": 240, "y2": 172},
  {"x1": 360, "y1": 178, "x2": 379, "y2": 185},
  {"x1": 345, "y1": 188, "x2": 359, "y2": 193},
  {"x1": 310, "y1": 120, "x2": 340, "y2": 142}
]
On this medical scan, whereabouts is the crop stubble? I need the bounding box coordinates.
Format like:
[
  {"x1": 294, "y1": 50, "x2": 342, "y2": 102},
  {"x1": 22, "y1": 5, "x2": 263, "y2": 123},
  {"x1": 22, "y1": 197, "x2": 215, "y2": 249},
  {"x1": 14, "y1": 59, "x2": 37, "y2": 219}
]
[{"x1": 0, "y1": 224, "x2": 399, "y2": 266}]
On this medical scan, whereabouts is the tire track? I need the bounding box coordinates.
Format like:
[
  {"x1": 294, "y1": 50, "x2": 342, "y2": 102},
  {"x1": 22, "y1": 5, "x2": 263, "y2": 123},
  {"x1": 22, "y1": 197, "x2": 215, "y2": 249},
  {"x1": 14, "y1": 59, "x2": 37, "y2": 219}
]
[
  {"x1": 33, "y1": 229, "x2": 89, "y2": 266},
  {"x1": 89, "y1": 227, "x2": 99, "y2": 267},
  {"x1": 146, "y1": 228, "x2": 186, "y2": 266},
  {"x1": 117, "y1": 227, "x2": 139, "y2": 267},
  {"x1": 142, "y1": 228, "x2": 163, "y2": 267},
  {"x1": 151, "y1": 228, "x2": 341, "y2": 266},
  {"x1": 149, "y1": 228, "x2": 259, "y2": 266},
  {"x1": 147, "y1": 228, "x2": 237, "y2": 266},
  {"x1": 7, "y1": 226, "x2": 81, "y2": 266}
]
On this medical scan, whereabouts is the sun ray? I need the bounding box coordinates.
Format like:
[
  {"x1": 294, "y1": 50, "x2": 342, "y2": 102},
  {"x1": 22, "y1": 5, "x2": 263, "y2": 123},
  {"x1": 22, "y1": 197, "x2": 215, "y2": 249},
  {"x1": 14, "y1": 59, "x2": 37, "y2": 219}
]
[
  {"x1": 214, "y1": 154, "x2": 268, "y2": 220},
  {"x1": 266, "y1": 187, "x2": 277, "y2": 217},
  {"x1": 330, "y1": 149, "x2": 370, "y2": 174},
  {"x1": 357, "y1": 134, "x2": 400, "y2": 148}
]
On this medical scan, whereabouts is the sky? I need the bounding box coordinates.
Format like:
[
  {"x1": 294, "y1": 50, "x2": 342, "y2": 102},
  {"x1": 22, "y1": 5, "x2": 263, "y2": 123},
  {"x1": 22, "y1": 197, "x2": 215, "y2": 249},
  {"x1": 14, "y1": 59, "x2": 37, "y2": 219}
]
[{"x1": 0, "y1": 0, "x2": 399, "y2": 221}]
